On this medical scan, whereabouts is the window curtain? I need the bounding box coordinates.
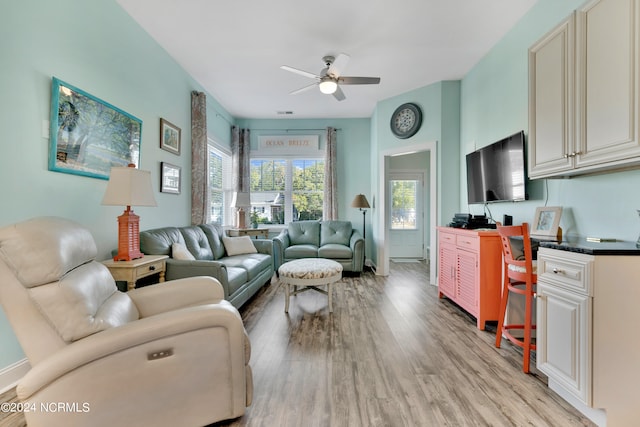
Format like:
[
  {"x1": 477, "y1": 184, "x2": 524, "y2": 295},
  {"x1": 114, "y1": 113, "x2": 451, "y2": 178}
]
[
  {"x1": 323, "y1": 127, "x2": 338, "y2": 220},
  {"x1": 231, "y1": 125, "x2": 251, "y2": 193},
  {"x1": 191, "y1": 91, "x2": 209, "y2": 225}
]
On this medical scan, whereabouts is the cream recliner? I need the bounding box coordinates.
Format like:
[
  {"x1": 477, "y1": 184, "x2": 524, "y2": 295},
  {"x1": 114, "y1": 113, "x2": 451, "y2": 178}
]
[{"x1": 0, "y1": 217, "x2": 252, "y2": 427}]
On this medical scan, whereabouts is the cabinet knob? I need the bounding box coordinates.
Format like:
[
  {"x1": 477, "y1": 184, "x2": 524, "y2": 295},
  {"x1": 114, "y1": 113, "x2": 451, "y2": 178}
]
[
  {"x1": 552, "y1": 267, "x2": 563, "y2": 274},
  {"x1": 149, "y1": 265, "x2": 156, "y2": 271}
]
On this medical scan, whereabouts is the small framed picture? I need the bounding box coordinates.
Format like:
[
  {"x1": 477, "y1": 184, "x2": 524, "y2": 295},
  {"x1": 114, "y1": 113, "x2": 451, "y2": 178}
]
[
  {"x1": 160, "y1": 118, "x2": 181, "y2": 155},
  {"x1": 532, "y1": 206, "x2": 562, "y2": 238},
  {"x1": 160, "y1": 162, "x2": 181, "y2": 194}
]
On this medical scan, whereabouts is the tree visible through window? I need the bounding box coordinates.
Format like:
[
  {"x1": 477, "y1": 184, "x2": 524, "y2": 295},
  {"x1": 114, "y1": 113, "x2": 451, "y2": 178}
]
[
  {"x1": 208, "y1": 144, "x2": 231, "y2": 225},
  {"x1": 391, "y1": 179, "x2": 418, "y2": 230}
]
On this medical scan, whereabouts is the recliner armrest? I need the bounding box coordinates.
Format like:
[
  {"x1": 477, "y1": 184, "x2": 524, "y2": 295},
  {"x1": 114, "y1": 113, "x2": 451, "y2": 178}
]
[
  {"x1": 17, "y1": 302, "x2": 245, "y2": 400},
  {"x1": 128, "y1": 276, "x2": 224, "y2": 318}
]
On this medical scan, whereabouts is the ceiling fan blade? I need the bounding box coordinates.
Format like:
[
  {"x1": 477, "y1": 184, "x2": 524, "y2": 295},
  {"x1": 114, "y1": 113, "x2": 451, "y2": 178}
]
[
  {"x1": 332, "y1": 86, "x2": 346, "y2": 101},
  {"x1": 280, "y1": 65, "x2": 319, "y2": 80},
  {"x1": 290, "y1": 83, "x2": 318, "y2": 95},
  {"x1": 328, "y1": 53, "x2": 350, "y2": 77},
  {"x1": 339, "y1": 76, "x2": 381, "y2": 85}
]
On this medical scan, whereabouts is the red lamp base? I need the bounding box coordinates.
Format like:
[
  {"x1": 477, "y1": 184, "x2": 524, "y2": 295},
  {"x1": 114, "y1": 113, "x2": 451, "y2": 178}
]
[{"x1": 113, "y1": 206, "x2": 144, "y2": 261}]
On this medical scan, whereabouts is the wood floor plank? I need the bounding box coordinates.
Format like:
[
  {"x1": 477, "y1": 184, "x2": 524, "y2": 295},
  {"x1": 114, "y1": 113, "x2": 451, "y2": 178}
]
[
  {"x1": 227, "y1": 262, "x2": 594, "y2": 427},
  {"x1": 0, "y1": 262, "x2": 594, "y2": 427}
]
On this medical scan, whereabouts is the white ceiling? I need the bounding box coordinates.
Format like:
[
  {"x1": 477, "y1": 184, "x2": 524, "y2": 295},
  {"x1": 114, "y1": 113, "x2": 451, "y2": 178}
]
[{"x1": 116, "y1": 0, "x2": 538, "y2": 119}]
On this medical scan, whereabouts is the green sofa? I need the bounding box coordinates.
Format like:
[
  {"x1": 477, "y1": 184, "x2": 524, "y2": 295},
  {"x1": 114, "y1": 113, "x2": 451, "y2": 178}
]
[
  {"x1": 273, "y1": 220, "x2": 365, "y2": 273},
  {"x1": 140, "y1": 223, "x2": 274, "y2": 308}
]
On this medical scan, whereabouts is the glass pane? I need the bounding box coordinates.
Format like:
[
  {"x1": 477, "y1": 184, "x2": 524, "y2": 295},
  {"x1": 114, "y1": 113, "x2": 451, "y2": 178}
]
[
  {"x1": 391, "y1": 180, "x2": 418, "y2": 230},
  {"x1": 292, "y1": 159, "x2": 324, "y2": 191},
  {"x1": 293, "y1": 192, "x2": 323, "y2": 221},
  {"x1": 250, "y1": 191, "x2": 285, "y2": 224},
  {"x1": 292, "y1": 159, "x2": 324, "y2": 221},
  {"x1": 251, "y1": 160, "x2": 286, "y2": 192},
  {"x1": 209, "y1": 150, "x2": 222, "y2": 189},
  {"x1": 210, "y1": 190, "x2": 223, "y2": 224},
  {"x1": 208, "y1": 149, "x2": 224, "y2": 224}
]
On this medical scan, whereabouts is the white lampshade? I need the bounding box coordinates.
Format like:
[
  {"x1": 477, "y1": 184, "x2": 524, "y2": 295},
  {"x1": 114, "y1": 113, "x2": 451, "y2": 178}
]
[
  {"x1": 319, "y1": 78, "x2": 338, "y2": 95},
  {"x1": 102, "y1": 166, "x2": 157, "y2": 207},
  {"x1": 231, "y1": 191, "x2": 251, "y2": 208}
]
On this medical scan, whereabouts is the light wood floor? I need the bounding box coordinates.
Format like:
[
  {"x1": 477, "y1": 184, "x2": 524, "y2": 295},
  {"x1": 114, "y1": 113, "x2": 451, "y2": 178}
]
[{"x1": 0, "y1": 261, "x2": 594, "y2": 427}]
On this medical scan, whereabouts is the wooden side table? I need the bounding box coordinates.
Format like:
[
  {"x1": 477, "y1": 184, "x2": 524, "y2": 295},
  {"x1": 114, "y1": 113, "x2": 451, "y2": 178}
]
[
  {"x1": 227, "y1": 228, "x2": 270, "y2": 239},
  {"x1": 102, "y1": 254, "x2": 168, "y2": 291}
]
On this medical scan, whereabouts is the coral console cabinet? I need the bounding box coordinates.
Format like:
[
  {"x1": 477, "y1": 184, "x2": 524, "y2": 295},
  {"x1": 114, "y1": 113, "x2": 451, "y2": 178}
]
[{"x1": 437, "y1": 227, "x2": 503, "y2": 330}]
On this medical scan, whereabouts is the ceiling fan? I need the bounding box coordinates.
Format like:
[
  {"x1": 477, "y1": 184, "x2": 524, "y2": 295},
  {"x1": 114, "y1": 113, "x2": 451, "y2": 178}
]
[{"x1": 281, "y1": 53, "x2": 380, "y2": 101}]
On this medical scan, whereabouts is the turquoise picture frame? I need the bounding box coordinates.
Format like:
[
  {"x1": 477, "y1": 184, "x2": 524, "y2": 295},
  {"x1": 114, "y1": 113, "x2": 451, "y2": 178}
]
[{"x1": 49, "y1": 77, "x2": 142, "y2": 180}]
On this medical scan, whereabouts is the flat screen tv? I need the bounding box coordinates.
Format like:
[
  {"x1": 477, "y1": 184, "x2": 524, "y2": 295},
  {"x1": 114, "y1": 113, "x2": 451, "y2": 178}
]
[{"x1": 466, "y1": 131, "x2": 527, "y2": 204}]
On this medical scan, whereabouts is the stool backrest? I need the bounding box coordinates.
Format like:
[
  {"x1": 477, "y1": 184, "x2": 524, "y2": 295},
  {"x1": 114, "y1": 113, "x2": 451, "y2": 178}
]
[{"x1": 496, "y1": 222, "x2": 537, "y2": 284}]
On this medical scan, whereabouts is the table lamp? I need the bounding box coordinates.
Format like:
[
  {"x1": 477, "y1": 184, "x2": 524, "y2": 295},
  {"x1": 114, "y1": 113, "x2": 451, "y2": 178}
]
[
  {"x1": 102, "y1": 164, "x2": 157, "y2": 261},
  {"x1": 231, "y1": 191, "x2": 251, "y2": 229},
  {"x1": 351, "y1": 194, "x2": 370, "y2": 239}
]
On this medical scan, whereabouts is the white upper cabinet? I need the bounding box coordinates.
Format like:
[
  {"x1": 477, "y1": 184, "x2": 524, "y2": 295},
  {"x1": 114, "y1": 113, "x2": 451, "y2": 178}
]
[{"x1": 529, "y1": 0, "x2": 640, "y2": 179}]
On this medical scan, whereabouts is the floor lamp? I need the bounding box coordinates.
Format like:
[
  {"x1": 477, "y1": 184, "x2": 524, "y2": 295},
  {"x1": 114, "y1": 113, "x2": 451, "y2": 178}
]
[{"x1": 351, "y1": 194, "x2": 370, "y2": 239}]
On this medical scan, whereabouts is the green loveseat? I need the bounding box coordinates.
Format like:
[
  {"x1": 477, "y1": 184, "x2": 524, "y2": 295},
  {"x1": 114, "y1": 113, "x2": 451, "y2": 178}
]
[
  {"x1": 273, "y1": 220, "x2": 365, "y2": 273},
  {"x1": 140, "y1": 223, "x2": 274, "y2": 308}
]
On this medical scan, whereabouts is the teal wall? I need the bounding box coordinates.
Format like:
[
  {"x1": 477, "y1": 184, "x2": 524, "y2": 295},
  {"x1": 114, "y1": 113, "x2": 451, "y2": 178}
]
[
  {"x1": 370, "y1": 81, "x2": 461, "y2": 265},
  {"x1": 0, "y1": 0, "x2": 234, "y2": 372},
  {"x1": 460, "y1": 0, "x2": 640, "y2": 240}
]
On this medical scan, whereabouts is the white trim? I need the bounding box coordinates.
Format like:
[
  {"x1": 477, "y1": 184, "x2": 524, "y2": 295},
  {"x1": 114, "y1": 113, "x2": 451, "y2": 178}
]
[
  {"x1": 0, "y1": 358, "x2": 30, "y2": 394},
  {"x1": 377, "y1": 141, "x2": 438, "y2": 285}
]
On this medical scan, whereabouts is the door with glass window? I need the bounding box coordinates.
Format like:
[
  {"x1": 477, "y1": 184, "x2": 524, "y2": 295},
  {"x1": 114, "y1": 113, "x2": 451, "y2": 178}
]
[{"x1": 388, "y1": 173, "x2": 424, "y2": 258}]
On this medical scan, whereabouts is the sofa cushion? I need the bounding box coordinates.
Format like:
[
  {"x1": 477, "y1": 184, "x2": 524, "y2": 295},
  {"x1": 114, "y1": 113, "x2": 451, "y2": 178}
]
[
  {"x1": 180, "y1": 226, "x2": 214, "y2": 260},
  {"x1": 199, "y1": 224, "x2": 226, "y2": 260},
  {"x1": 140, "y1": 227, "x2": 185, "y2": 256},
  {"x1": 318, "y1": 243, "x2": 353, "y2": 259},
  {"x1": 285, "y1": 244, "x2": 318, "y2": 259},
  {"x1": 222, "y1": 236, "x2": 257, "y2": 256},
  {"x1": 221, "y1": 253, "x2": 272, "y2": 280},
  {"x1": 320, "y1": 221, "x2": 352, "y2": 246},
  {"x1": 172, "y1": 243, "x2": 195, "y2": 260},
  {"x1": 288, "y1": 221, "x2": 320, "y2": 246}
]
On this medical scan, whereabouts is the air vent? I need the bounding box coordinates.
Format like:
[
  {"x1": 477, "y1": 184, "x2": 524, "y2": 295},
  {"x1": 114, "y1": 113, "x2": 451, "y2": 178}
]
[{"x1": 277, "y1": 111, "x2": 294, "y2": 115}]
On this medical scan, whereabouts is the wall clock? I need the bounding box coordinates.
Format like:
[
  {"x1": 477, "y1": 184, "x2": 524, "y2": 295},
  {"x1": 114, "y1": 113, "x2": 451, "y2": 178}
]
[{"x1": 390, "y1": 103, "x2": 422, "y2": 139}]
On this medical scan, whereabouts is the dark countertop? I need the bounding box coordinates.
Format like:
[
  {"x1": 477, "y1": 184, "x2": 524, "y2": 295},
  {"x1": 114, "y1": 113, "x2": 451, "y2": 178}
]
[{"x1": 539, "y1": 238, "x2": 640, "y2": 255}]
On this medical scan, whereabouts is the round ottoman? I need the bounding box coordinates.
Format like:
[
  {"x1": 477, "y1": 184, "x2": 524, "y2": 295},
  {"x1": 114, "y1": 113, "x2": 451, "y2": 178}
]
[{"x1": 278, "y1": 258, "x2": 343, "y2": 313}]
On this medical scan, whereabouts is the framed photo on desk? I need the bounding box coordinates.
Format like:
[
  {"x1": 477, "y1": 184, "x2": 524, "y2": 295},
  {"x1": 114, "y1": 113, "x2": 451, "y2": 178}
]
[{"x1": 532, "y1": 206, "x2": 562, "y2": 238}]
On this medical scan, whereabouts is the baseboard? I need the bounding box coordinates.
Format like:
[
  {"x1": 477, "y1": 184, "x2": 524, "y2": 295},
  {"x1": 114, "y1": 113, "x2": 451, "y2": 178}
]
[
  {"x1": 548, "y1": 378, "x2": 606, "y2": 427},
  {"x1": 365, "y1": 258, "x2": 377, "y2": 273},
  {"x1": 0, "y1": 358, "x2": 30, "y2": 395}
]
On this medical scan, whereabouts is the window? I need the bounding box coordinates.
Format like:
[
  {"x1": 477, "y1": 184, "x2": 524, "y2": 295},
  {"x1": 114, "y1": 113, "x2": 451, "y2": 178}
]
[
  {"x1": 208, "y1": 142, "x2": 232, "y2": 225},
  {"x1": 390, "y1": 179, "x2": 418, "y2": 230},
  {"x1": 250, "y1": 158, "x2": 324, "y2": 224}
]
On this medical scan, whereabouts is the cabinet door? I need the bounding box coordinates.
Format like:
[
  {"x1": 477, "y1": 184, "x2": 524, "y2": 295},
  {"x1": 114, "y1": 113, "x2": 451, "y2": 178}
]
[
  {"x1": 438, "y1": 243, "x2": 456, "y2": 298},
  {"x1": 537, "y1": 282, "x2": 592, "y2": 405},
  {"x1": 528, "y1": 14, "x2": 575, "y2": 178},
  {"x1": 455, "y1": 249, "x2": 478, "y2": 316},
  {"x1": 576, "y1": 0, "x2": 640, "y2": 167}
]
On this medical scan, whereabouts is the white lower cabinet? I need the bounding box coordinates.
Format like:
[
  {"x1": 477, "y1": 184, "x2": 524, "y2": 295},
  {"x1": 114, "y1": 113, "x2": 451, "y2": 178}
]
[
  {"x1": 537, "y1": 280, "x2": 592, "y2": 404},
  {"x1": 537, "y1": 247, "x2": 640, "y2": 427}
]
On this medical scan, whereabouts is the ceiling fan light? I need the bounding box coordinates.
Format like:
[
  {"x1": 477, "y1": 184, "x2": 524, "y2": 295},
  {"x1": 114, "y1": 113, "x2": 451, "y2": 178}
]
[{"x1": 319, "y1": 79, "x2": 337, "y2": 94}]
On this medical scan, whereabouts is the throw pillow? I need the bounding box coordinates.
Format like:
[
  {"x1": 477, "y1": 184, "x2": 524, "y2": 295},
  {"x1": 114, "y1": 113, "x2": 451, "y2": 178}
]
[
  {"x1": 172, "y1": 242, "x2": 195, "y2": 260},
  {"x1": 222, "y1": 236, "x2": 257, "y2": 256}
]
